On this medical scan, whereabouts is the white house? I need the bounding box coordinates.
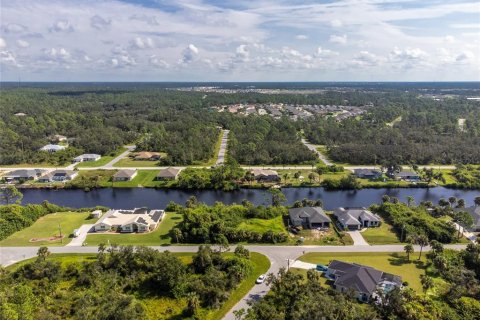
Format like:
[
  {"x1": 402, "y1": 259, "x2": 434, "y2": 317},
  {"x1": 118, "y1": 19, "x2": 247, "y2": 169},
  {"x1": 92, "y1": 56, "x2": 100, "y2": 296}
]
[
  {"x1": 93, "y1": 208, "x2": 164, "y2": 233},
  {"x1": 40, "y1": 144, "x2": 66, "y2": 152},
  {"x1": 73, "y1": 154, "x2": 101, "y2": 163}
]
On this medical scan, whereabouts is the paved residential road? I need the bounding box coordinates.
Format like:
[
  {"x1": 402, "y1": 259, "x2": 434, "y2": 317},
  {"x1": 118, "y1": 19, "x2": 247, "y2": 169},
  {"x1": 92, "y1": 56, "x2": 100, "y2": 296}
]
[
  {"x1": 301, "y1": 138, "x2": 332, "y2": 166},
  {"x1": 216, "y1": 130, "x2": 229, "y2": 166},
  {"x1": 0, "y1": 244, "x2": 468, "y2": 319},
  {"x1": 102, "y1": 145, "x2": 136, "y2": 169}
]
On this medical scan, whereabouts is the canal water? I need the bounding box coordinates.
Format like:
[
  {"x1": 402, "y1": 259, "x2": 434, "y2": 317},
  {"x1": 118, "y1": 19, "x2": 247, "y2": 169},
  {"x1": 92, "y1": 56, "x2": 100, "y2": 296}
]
[{"x1": 19, "y1": 187, "x2": 480, "y2": 210}]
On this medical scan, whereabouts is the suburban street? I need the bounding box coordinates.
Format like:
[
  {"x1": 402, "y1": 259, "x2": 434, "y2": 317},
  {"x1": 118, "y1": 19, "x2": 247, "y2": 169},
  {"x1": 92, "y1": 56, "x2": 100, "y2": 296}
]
[
  {"x1": 301, "y1": 138, "x2": 332, "y2": 166},
  {"x1": 0, "y1": 243, "x2": 468, "y2": 319},
  {"x1": 102, "y1": 145, "x2": 136, "y2": 169}
]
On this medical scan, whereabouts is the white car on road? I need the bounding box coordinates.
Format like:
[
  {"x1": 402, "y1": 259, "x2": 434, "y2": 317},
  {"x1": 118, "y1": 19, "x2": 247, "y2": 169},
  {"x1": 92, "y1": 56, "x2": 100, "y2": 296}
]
[{"x1": 256, "y1": 274, "x2": 266, "y2": 284}]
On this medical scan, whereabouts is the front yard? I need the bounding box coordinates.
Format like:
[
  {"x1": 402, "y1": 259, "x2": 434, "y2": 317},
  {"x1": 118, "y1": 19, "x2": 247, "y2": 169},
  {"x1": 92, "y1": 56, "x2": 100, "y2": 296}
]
[
  {"x1": 0, "y1": 212, "x2": 94, "y2": 246},
  {"x1": 361, "y1": 220, "x2": 401, "y2": 244}
]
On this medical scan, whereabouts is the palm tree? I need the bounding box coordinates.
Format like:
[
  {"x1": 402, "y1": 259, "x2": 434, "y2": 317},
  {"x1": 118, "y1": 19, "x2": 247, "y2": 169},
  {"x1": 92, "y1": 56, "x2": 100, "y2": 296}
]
[
  {"x1": 404, "y1": 243, "x2": 414, "y2": 261},
  {"x1": 308, "y1": 172, "x2": 318, "y2": 184},
  {"x1": 474, "y1": 196, "x2": 480, "y2": 207},
  {"x1": 406, "y1": 196, "x2": 415, "y2": 207},
  {"x1": 420, "y1": 274, "x2": 434, "y2": 295},
  {"x1": 429, "y1": 240, "x2": 444, "y2": 256},
  {"x1": 448, "y1": 196, "x2": 457, "y2": 208},
  {"x1": 456, "y1": 198, "x2": 465, "y2": 208},
  {"x1": 37, "y1": 246, "x2": 50, "y2": 261},
  {"x1": 186, "y1": 292, "x2": 200, "y2": 316},
  {"x1": 416, "y1": 235, "x2": 429, "y2": 260}
]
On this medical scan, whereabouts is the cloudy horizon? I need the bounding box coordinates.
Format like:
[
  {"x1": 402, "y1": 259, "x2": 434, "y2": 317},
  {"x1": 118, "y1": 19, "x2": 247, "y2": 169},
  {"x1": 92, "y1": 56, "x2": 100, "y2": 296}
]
[{"x1": 1, "y1": 0, "x2": 479, "y2": 82}]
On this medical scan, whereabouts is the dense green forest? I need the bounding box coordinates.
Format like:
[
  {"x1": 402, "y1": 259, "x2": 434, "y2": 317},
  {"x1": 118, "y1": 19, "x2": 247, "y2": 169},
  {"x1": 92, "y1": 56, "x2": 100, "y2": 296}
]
[
  {"x1": 1, "y1": 84, "x2": 479, "y2": 166},
  {"x1": 0, "y1": 245, "x2": 256, "y2": 319},
  {"x1": 241, "y1": 244, "x2": 480, "y2": 320},
  {"x1": 303, "y1": 96, "x2": 480, "y2": 165}
]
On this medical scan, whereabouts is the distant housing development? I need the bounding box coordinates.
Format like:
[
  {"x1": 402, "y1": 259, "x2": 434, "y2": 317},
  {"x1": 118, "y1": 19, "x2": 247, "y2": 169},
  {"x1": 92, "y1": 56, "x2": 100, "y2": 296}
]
[
  {"x1": 334, "y1": 207, "x2": 381, "y2": 230},
  {"x1": 325, "y1": 260, "x2": 402, "y2": 302},
  {"x1": 93, "y1": 208, "x2": 164, "y2": 233}
]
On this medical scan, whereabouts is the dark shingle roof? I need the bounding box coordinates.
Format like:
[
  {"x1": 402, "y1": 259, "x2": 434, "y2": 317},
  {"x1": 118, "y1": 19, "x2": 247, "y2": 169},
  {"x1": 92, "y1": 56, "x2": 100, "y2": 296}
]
[
  {"x1": 157, "y1": 167, "x2": 181, "y2": 178},
  {"x1": 289, "y1": 207, "x2": 331, "y2": 224}
]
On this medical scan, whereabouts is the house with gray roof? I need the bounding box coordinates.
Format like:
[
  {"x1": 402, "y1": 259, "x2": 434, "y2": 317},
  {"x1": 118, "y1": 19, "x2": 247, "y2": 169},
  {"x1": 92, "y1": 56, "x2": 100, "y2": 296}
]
[
  {"x1": 354, "y1": 169, "x2": 382, "y2": 179},
  {"x1": 3, "y1": 169, "x2": 46, "y2": 182},
  {"x1": 289, "y1": 207, "x2": 331, "y2": 229},
  {"x1": 326, "y1": 260, "x2": 402, "y2": 302},
  {"x1": 156, "y1": 167, "x2": 182, "y2": 180},
  {"x1": 113, "y1": 169, "x2": 137, "y2": 181},
  {"x1": 334, "y1": 207, "x2": 381, "y2": 230},
  {"x1": 392, "y1": 171, "x2": 420, "y2": 181},
  {"x1": 251, "y1": 169, "x2": 280, "y2": 182},
  {"x1": 38, "y1": 170, "x2": 78, "y2": 183}
]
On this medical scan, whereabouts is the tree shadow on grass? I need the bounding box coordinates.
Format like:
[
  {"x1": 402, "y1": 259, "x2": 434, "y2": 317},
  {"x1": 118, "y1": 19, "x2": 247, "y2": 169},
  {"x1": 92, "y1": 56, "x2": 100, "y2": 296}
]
[{"x1": 388, "y1": 253, "x2": 425, "y2": 269}]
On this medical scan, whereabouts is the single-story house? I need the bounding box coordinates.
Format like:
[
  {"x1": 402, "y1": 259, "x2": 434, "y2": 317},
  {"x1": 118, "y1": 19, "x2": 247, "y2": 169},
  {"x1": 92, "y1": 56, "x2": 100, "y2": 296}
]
[
  {"x1": 2, "y1": 169, "x2": 46, "y2": 182},
  {"x1": 392, "y1": 171, "x2": 420, "y2": 181},
  {"x1": 251, "y1": 169, "x2": 280, "y2": 182},
  {"x1": 325, "y1": 260, "x2": 402, "y2": 302},
  {"x1": 354, "y1": 169, "x2": 382, "y2": 179},
  {"x1": 334, "y1": 207, "x2": 381, "y2": 230},
  {"x1": 72, "y1": 154, "x2": 101, "y2": 163},
  {"x1": 454, "y1": 206, "x2": 480, "y2": 231},
  {"x1": 93, "y1": 208, "x2": 164, "y2": 233},
  {"x1": 134, "y1": 151, "x2": 162, "y2": 161},
  {"x1": 289, "y1": 207, "x2": 331, "y2": 229},
  {"x1": 113, "y1": 169, "x2": 137, "y2": 181},
  {"x1": 38, "y1": 170, "x2": 78, "y2": 182},
  {"x1": 156, "y1": 167, "x2": 182, "y2": 180},
  {"x1": 40, "y1": 144, "x2": 66, "y2": 152}
]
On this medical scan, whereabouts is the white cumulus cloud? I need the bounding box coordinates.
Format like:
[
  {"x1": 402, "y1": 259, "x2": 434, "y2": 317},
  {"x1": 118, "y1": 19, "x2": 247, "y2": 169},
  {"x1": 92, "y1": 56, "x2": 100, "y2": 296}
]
[
  {"x1": 180, "y1": 44, "x2": 199, "y2": 64},
  {"x1": 50, "y1": 19, "x2": 74, "y2": 32},
  {"x1": 16, "y1": 39, "x2": 29, "y2": 48},
  {"x1": 329, "y1": 34, "x2": 347, "y2": 44},
  {"x1": 0, "y1": 38, "x2": 6, "y2": 49},
  {"x1": 295, "y1": 34, "x2": 308, "y2": 40}
]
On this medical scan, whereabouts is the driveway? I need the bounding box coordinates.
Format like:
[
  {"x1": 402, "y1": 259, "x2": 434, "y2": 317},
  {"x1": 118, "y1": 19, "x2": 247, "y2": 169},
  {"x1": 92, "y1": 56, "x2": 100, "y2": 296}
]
[
  {"x1": 347, "y1": 230, "x2": 369, "y2": 246},
  {"x1": 290, "y1": 260, "x2": 317, "y2": 270},
  {"x1": 101, "y1": 145, "x2": 136, "y2": 169},
  {"x1": 453, "y1": 222, "x2": 477, "y2": 242},
  {"x1": 66, "y1": 224, "x2": 94, "y2": 247}
]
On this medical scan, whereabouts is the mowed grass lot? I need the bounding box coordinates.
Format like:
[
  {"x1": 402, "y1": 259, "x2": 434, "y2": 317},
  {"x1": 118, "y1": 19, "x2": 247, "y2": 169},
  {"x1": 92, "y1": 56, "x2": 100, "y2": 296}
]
[
  {"x1": 113, "y1": 152, "x2": 167, "y2": 168},
  {"x1": 6, "y1": 251, "x2": 269, "y2": 320},
  {"x1": 0, "y1": 212, "x2": 94, "y2": 246},
  {"x1": 361, "y1": 221, "x2": 401, "y2": 244},
  {"x1": 298, "y1": 252, "x2": 427, "y2": 291},
  {"x1": 86, "y1": 212, "x2": 183, "y2": 246},
  {"x1": 237, "y1": 216, "x2": 286, "y2": 233}
]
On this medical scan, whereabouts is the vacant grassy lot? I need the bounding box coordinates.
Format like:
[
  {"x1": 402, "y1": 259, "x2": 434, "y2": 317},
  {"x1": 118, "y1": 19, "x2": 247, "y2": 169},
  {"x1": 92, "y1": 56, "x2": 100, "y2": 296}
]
[
  {"x1": 113, "y1": 152, "x2": 167, "y2": 168},
  {"x1": 6, "y1": 251, "x2": 270, "y2": 320},
  {"x1": 298, "y1": 252, "x2": 427, "y2": 291},
  {"x1": 237, "y1": 216, "x2": 286, "y2": 233},
  {"x1": 86, "y1": 212, "x2": 183, "y2": 246},
  {"x1": 361, "y1": 221, "x2": 401, "y2": 244},
  {"x1": 0, "y1": 212, "x2": 94, "y2": 246},
  {"x1": 108, "y1": 170, "x2": 160, "y2": 187}
]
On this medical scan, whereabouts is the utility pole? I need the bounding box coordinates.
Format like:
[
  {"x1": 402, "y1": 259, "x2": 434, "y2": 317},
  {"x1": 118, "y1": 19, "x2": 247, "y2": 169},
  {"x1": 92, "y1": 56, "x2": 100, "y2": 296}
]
[{"x1": 286, "y1": 259, "x2": 290, "y2": 271}]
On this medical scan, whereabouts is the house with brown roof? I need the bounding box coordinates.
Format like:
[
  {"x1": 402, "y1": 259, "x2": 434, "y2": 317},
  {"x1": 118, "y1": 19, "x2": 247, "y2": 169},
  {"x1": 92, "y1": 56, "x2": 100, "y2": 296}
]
[
  {"x1": 156, "y1": 167, "x2": 182, "y2": 180},
  {"x1": 133, "y1": 151, "x2": 162, "y2": 161},
  {"x1": 250, "y1": 169, "x2": 280, "y2": 182}
]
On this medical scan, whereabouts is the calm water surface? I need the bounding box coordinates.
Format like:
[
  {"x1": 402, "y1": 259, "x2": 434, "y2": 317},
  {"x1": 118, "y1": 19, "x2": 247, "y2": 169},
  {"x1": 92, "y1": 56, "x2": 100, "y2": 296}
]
[{"x1": 19, "y1": 187, "x2": 480, "y2": 210}]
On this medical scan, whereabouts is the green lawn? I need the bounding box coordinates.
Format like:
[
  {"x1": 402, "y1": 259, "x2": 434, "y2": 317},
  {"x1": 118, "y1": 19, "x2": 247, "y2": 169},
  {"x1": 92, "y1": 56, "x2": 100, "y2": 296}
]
[
  {"x1": 75, "y1": 147, "x2": 128, "y2": 168},
  {"x1": 298, "y1": 252, "x2": 427, "y2": 291},
  {"x1": 101, "y1": 170, "x2": 160, "y2": 188},
  {"x1": 86, "y1": 212, "x2": 183, "y2": 246},
  {"x1": 361, "y1": 221, "x2": 401, "y2": 244},
  {"x1": 0, "y1": 212, "x2": 95, "y2": 246},
  {"x1": 237, "y1": 216, "x2": 287, "y2": 233}
]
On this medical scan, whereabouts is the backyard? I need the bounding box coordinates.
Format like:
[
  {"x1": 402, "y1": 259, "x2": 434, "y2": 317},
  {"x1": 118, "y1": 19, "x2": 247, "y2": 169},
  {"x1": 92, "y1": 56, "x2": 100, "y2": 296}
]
[
  {"x1": 86, "y1": 212, "x2": 183, "y2": 246},
  {"x1": 0, "y1": 212, "x2": 94, "y2": 246}
]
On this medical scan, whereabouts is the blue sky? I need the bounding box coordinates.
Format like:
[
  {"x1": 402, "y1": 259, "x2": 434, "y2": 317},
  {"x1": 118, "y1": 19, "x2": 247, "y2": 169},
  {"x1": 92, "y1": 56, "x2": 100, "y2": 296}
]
[{"x1": 0, "y1": 0, "x2": 479, "y2": 81}]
